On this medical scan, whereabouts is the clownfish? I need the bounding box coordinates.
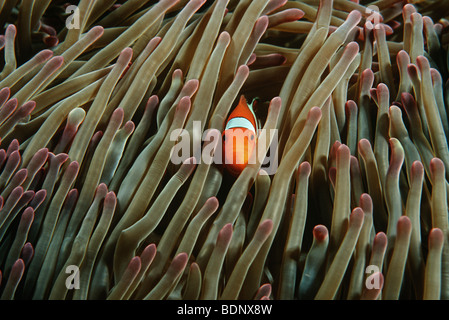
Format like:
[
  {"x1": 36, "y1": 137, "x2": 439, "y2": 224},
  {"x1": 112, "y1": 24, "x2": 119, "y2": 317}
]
[{"x1": 222, "y1": 95, "x2": 259, "y2": 176}]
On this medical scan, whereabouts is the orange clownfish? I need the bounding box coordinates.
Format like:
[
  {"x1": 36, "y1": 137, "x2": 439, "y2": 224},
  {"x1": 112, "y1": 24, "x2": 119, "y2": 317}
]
[{"x1": 222, "y1": 95, "x2": 259, "y2": 176}]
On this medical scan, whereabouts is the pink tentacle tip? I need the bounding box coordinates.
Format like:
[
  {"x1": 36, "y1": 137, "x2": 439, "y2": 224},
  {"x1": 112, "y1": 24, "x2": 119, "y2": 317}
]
[
  {"x1": 5, "y1": 99, "x2": 18, "y2": 111},
  {"x1": 345, "y1": 41, "x2": 360, "y2": 56},
  {"x1": 205, "y1": 196, "x2": 219, "y2": 209},
  {"x1": 123, "y1": 120, "x2": 135, "y2": 132},
  {"x1": 111, "y1": 107, "x2": 125, "y2": 121},
  {"x1": 22, "y1": 205, "x2": 34, "y2": 217},
  {"x1": 31, "y1": 189, "x2": 46, "y2": 207},
  {"x1": 407, "y1": 63, "x2": 419, "y2": 79},
  {"x1": 146, "y1": 95, "x2": 159, "y2": 109},
  {"x1": 217, "y1": 223, "x2": 233, "y2": 247},
  {"x1": 348, "y1": 9, "x2": 362, "y2": 22},
  {"x1": 11, "y1": 258, "x2": 25, "y2": 275},
  {"x1": 397, "y1": 215, "x2": 412, "y2": 234},
  {"x1": 357, "y1": 138, "x2": 371, "y2": 154},
  {"x1": 430, "y1": 158, "x2": 445, "y2": 183},
  {"x1": 290, "y1": 8, "x2": 305, "y2": 20},
  {"x1": 388, "y1": 104, "x2": 401, "y2": 117},
  {"x1": 410, "y1": 160, "x2": 424, "y2": 178},
  {"x1": 2, "y1": 98, "x2": 18, "y2": 117},
  {"x1": 397, "y1": 50, "x2": 410, "y2": 63},
  {"x1": 422, "y1": 15, "x2": 434, "y2": 25},
  {"x1": 5, "y1": 24, "x2": 17, "y2": 35},
  {"x1": 21, "y1": 242, "x2": 34, "y2": 263},
  {"x1": 313, "y1": 225, "x2": 329, "y2": 242},
  {"x1": 218, "y1": 30, "x2": 231, "y2": 44},
  {"x1": 255, "y1": 15, "x2": 269, "y2": 29},
  {"x1": 120, "y1": 47, "x2": 134, "y2": 58},
  {"x1": 337, "y1": 144, "x2": 351, "y2": 160},
  {"x1": 173, "y1": 252, "x2": 189, "y2": 270},
  {"x1": 388, "y1": 139, "x2": 404, "y2": 168},
  {"x1": 359, "y1": 193, "x2": 373, "y2": 212},
  {"x1": 105, "y1": 190, "x2": 117, "y2": 201},
  {"x1": 299, "y1": 161, "x2": 311, "y2": 176},
  {"x1": 127, "y1": 256, "x2": 142, "y2": 274},
  {"x1": 96, "y1": 183, "x2": 109, "y2": 195},
  {"x1": 411, "y1": 12, "x2": 423, "y2": 24},
  {"x1": 403, "y1": 3, "x2": 417, "y2": 15},
  {"x1": 148, "y1": 36, "x2": 162, "y2": 49},
  {"x1": 10, "y1": 185, "x2": 24, "y2": 198},
  {"x1": 237, "y1": 64, "x2": 250, "y2": 77},
  {"x1": 331, "y1": 140, "x2": 342, "y2": 154},
  {"x1": 373, "y1": 231, "x2": 388, "y2": 247},
  {"x1": 350, "y1": 207, "x2": 365, "y2": 228},
  {"x1": 47, "y1": 56, "x2": 65, "y2": 69},
  {"x1": 269, "y1": 96, "x2": 282, "y2": 111},
  {"x1": 14, "y1": 168, "x2": 28, "y2": 180},
  {"x1": 307, "y1": 106, "x2": 322, "y2": 122},
  {"x1": 256, "y1": 219, "x2": 274, "y2": 241},
  {"x1": 89, "y1": 25, "x2": 105, "y2": 37},
  {"x1": 184, "y1": 79, "x2": 200, "y2": 94},
  {"x1": 67, "y1": 160, "x2": 80, "y2": 172},
  {"x1": 19, "y1": 101, "x2": 36, "y2": 116},
  {"x1": 376, "y1": 82, "x2": 389, "y2": 94},
  {"x1": 345, "y1": 100, "x2": 358, "y2": 114},
  {"x1": 0, "y1": 86, "x2": 11, "y2": 97},
  {"x1": 21, "y1": 190, "x2": 35, "y2": 203},
  {"x1": 430, "y1": 68, "x2": 442, "y2": 82},
  {"x1": 103, "y1": 197, "x2": 117, "y2": 215},
  {"x1": 428, "y1": 228, "x2": 444, "y2": 248},
  {"x1": 172, "y1": 68, "x2": 183, "y2": 79},
  {"x1": 177, "y1": 96, "x2": 192, "y2": 114},
  {"x1": 36, "y1": 147, "x2": 49, "y2": 156},
  {"x1": 8, "y1": 149, "x2": 21, "y2": 163},
  {"x1": 141, "y1": 243, "x2": 157, "y2": 259},
  {"x1": 416, "y1": 55, "x2": 430, "y2": 70},
  {"x1": 55, "y1": 153, "x2": 69, "y2": 163}
]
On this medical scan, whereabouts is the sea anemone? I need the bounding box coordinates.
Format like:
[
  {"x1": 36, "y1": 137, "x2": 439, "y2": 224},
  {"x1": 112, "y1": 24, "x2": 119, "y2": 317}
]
[{"x1": 0, "y1": 0, "x2": 448, "y2": 301}]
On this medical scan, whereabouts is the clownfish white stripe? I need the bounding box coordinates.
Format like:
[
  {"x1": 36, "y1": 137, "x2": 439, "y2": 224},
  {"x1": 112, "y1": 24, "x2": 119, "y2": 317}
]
[{"x1": 225, "y1": 117, "x2": 256, "y2": 133}]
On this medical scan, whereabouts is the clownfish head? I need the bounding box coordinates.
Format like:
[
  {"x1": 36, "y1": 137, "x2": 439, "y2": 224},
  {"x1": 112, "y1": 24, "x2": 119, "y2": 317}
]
[{"x1": 222, "y1": 95, "x2": 258, "y2": 176}]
